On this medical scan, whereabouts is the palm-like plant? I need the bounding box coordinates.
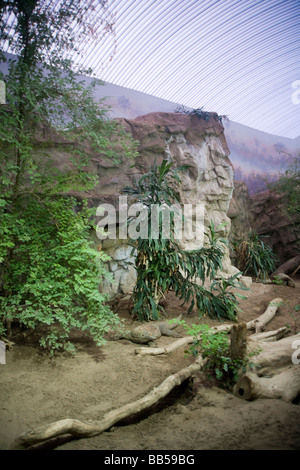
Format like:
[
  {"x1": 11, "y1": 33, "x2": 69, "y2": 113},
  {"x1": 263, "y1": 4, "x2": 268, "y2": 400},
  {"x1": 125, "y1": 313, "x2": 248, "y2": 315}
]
[
  {"x1": 122, "y1": 160, "x2": 242, "y2": 321},
  {"x1": 231, "y1": 230, "x2": 277, "y2": 280}
]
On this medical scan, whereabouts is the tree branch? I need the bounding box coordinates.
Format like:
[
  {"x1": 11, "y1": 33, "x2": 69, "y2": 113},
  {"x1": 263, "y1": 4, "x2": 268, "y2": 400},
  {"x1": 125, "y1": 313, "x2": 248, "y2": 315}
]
[
  {"x1": 10, "y1": 356, "x2": 206, "y2": 450},
  {"x1": 135, "y1": 298, "x2": 284, "y2": 356}
]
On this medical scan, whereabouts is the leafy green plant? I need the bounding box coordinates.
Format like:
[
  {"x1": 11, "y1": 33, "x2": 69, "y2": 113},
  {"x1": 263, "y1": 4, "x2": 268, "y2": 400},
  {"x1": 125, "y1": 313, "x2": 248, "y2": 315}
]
[
  {"x1": 181, "y1": 322, "x2": 257, "y2": 388},
  {"x1": 210, "y1": 272, "x2": 248, "y2": 321},
  {"x1": 174, "y1": 104, "x2": 211, "y2": 121},
  {"x1": 0, "y1": 196, "x2": 121, "y2": 354},
  {"x1": 0, "y1": 1, "x2": 137, "y2": 353},
  {"x1": 272, "y1": 275, "x2": 284, "y2": 285},
  {"x1": 231, "y1": 229, "x2": 277, "y2": 280},
  {"x1": 122, "y1": 159, "x2": 244, "y2": 322}
]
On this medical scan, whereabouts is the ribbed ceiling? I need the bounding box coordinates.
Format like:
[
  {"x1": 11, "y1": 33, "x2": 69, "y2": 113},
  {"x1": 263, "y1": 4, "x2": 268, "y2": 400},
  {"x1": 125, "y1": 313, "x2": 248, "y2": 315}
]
[{"x1": 2, "y1": 0, "x2": 300, "y2": 139}]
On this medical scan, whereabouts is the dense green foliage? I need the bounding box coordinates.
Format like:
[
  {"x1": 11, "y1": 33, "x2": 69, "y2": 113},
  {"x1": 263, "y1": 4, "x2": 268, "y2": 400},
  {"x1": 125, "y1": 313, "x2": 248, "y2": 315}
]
[
  {"x1": 0, "y1": 197, "x2": 117, "y2": 353},
  {"x1": 122, "y1": 160, "x2": 245, "y2": 322},
  {"x1": 181, "y1": 322, "x2": 257, "y2": 388},
  {"x1": 210, "y1": 272, "x2": 247, "y2": 319},
  {"x1": 231, "y1": 229, "x2": 277, "y2": 280},
  {"x1": 0, "y1": 0, "x2": 136, "y2": 352}
]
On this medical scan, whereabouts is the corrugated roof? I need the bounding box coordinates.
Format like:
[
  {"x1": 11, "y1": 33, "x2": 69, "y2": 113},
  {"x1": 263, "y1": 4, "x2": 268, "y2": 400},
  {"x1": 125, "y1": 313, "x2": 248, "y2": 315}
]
[{"x1": 1, "y1": 0, "x2": 300, "y2": 138}]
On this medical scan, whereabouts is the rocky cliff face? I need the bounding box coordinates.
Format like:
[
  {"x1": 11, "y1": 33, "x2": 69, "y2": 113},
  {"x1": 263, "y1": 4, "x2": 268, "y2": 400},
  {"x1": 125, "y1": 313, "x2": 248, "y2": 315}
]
[
  {"x1": 249, "y1": 190, "x2": 300, "y2": 265},
  {"x1": 227, "y1": 180, "x2": 251, "y2": 240},
  {"x1": 90, "y1": 111, "x2": 238, "y2": 294},
  {"x1": 228, "y1": 181, "x2": 300, "y2": 266},
  {"x1": 42, "y1": 111, "x2": 238, "y2": 295}
]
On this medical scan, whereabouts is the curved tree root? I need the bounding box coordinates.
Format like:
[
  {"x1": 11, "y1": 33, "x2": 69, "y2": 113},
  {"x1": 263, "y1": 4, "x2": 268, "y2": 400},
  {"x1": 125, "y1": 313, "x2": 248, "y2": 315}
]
[{"x1": 10, "y1": 357, "x2": 206, "y2": 450}]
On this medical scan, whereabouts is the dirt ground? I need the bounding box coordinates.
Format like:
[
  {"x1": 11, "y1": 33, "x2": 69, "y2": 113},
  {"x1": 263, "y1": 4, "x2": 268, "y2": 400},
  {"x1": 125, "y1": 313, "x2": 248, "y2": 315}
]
[{"x1": 1, "y1": 278, "x2": 300, "y2": 451}]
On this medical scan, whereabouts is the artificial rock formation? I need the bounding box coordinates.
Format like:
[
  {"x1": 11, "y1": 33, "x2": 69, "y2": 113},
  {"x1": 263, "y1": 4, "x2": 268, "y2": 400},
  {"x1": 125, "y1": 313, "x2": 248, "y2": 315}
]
[
  {"x1": 228, "y1": 182, "x2": 300, "y2": 267},
  {"x1": 94, "y1": 111, "x2": 238, "y2": 294},
  {"x1": 227, "y1": 180, "x2": 251, "y2": 240},
  {"x1": 42, "y1": 111, "x2": 238, "y2": 295},
  {"x1": 249, "y1": 190, "x2": 300, "y2": 265}
]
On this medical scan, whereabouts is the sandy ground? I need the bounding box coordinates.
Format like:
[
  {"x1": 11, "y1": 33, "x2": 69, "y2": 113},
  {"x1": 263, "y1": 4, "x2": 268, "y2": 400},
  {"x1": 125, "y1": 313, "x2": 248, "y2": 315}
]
[{"x1": 1, "y1": 279, "x2": 300, "y2": 451}]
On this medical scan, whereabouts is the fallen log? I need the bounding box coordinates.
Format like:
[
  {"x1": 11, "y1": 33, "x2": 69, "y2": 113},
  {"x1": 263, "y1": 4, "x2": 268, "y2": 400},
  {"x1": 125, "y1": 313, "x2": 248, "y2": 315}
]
[
  {"x1": 135, "y1": 298, "x2": 283, "y2": 356},
  {"x1": 134, "y1": 336, "x2": 193, "y2": 355},
  {"x1": 245, "y1": 298, "x2": 283, "y2": 333},
  {"x1": 271, "y1": 255, "x2": 300, "y2": 277},
  {"x1": 2, "y1": 337, "x2": 15, "y2": 350},
  {"x1": 233, "y1": 366, "x2": 300, "y2": 402},
  {"x1": 247, "y1": 333, "x2": 300, "y2": 373},
  {"x1": 272, "y1": 272, "x2": 296, "y2": 287},
  {"x1": 233, "y1": 332, "x2": 300, "y2": 402},
  {"x1": 10, "y1": 356, "x2": 206, "y2": 450},
  {"x1": 292, "y1": 263, "x2": 300, "y2": 277}
]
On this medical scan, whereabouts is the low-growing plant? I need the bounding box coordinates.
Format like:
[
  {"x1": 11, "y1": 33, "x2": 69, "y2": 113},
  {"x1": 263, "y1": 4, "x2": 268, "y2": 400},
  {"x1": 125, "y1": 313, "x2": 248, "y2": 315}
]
[
  {"x1": 231, "y1": 229, "x2": 277, "y2": 280},
  {"x1": 0, "y1": 196, "x2": 121, "y2": 354},
  {"x1": 174, "y1": 104, "x2": 228, "y2": 123},
  {"x1": 174, "y1": 104, "x2": 211, "y2": 121},
  {"x1": 180, "y1": 322, "x2": 258, "y2": 389},
  {"x1": 272, "y1": 275, "x2": 284, "y2": 285}
]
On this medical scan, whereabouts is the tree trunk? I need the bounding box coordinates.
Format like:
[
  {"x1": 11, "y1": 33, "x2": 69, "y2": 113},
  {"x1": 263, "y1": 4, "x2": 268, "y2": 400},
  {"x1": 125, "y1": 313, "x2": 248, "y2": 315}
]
[
  {"x1": 233, "y1": 333, "x2": 300, "y2": 402},
  {"x1": 271, "y1": 255, "x2": 300, "y2": 277},
  {"x1": 292, "y1": 263, "x2": 300, "y2": 276},
  {"x1": 247, "y1": 333, "x2": 300, "y2": 373},
  {"x1": 230, "y1": 323, "x2": 247, "y2": 361},
  {"x1": 233, "y1": 366, "x2": 300, "y2": 402},
  {"x1": 249, "y1": 326, "x2": 287, "y2": 342},
  {"x1": 245, "y1": 298, "x2": 283, "y2": 333}
]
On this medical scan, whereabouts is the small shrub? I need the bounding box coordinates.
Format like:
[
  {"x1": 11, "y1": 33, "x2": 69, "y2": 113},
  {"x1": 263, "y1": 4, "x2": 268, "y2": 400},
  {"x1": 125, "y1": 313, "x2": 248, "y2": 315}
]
[
  {"x1": 174, "y1": 104, "x2": 228, "y2": 122},
  {"x1": 0, "y1": 197, "x2": 120, "y2": 354},
  {"x1": 180, "y1": 322, "x2": 258, "y2": 389},
  {"x1": 272, "y1": 275, "x2": 284, "y2": 285},
  {"x1": 210, "y1": 272, "x2": 248, "y2": 321},
  {"x1": 231, "y1": 229, "x2": 277, "y2": 280}
]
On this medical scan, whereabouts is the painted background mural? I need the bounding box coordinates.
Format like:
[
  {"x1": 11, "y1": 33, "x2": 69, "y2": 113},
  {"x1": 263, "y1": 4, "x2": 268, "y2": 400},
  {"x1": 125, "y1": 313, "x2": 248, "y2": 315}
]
[
  {"x1": 1, "y1": 52, "x2": 299, "y2": 195},
  {"x1": 93, "y1": 77, "x2": 300, "y2": 195}
]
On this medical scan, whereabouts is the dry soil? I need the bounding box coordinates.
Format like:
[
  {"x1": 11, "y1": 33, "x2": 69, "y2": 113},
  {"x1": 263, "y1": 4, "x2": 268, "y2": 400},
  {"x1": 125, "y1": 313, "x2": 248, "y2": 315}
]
[{"x1": 1, "y1": 279, "x2": 300, "y2": 451}]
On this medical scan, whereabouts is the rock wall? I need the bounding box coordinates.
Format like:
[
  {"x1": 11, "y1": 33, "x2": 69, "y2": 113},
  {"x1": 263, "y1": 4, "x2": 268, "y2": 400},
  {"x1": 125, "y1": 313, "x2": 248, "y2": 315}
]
[
  {"x1": 249, "y1": 190, "x2": 300, "y2": 265},
  {"x1": 42, "y1": 111, "x2": 238, "y2": 295},
  {"x1": 227, "y1": 180, "x2": 251, "y2": 240},
  {"x1": 91, "y1": 111, "x2": 238, "y2": 295},
  {"x1": 228, "y1": 181, "x2": 300, "y2": 266}
]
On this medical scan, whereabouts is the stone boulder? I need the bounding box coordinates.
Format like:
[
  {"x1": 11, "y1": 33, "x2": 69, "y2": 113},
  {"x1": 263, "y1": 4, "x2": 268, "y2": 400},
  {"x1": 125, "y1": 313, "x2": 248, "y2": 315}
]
[{"x1": 31, "y1": 111, "x2": 241, "y2": 295}]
